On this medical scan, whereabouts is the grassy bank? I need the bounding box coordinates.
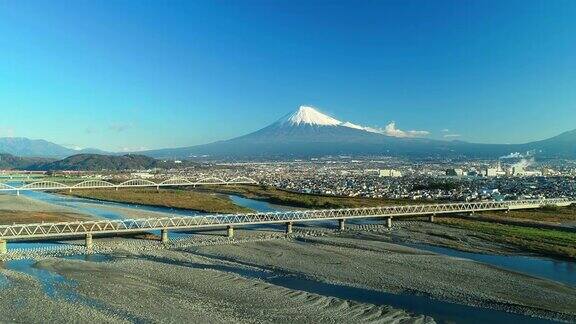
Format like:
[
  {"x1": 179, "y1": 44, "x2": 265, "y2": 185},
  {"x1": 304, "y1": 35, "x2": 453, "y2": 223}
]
[
  {"x1": 481, "y1": 205, "x2": 576, "y2": 224},
  {"x1": 63, "y1": 188, "x2": 252, "y2": 214},
  {"x1": 199, "y1": 185, "x2": 427, "y2": 209},
  {"x1": 438, "y1": 217, "x2": 576, "y2": 259}
]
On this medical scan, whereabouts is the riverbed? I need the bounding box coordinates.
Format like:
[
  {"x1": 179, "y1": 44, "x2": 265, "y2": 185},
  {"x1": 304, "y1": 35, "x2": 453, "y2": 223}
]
[{"x1": 1, "y1": 190, "x2": 575, "y2": 323}]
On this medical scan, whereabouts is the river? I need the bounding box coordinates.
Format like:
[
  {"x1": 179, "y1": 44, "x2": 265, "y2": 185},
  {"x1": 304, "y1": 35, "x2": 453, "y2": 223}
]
[{"x1": 2, "y1": 190, "x2": 574, "y2": 323}]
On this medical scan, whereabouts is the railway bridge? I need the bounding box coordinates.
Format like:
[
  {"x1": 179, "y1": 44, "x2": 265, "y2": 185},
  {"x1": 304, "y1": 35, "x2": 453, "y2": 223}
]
[
  {"x1": 0, "y1": 198, "x2": 572, "y2": 254},
  {"x1": 0, "y1": 177, "x2": 258, "y2": 195}
]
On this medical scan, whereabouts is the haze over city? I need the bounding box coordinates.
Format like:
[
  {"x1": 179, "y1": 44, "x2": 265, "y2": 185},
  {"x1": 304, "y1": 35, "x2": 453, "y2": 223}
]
[{"x1": 1, "y1": 0, "x2": 576, "y2": 151}]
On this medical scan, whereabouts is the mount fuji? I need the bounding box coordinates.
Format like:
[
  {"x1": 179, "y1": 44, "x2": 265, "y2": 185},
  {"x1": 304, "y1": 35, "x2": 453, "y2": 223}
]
[
  {"x1": 140, "y1": 106, "x2": 451, "y2": 159},
  {"x1": 139, "y1": 105, "x2": 576, "y2": 160}
]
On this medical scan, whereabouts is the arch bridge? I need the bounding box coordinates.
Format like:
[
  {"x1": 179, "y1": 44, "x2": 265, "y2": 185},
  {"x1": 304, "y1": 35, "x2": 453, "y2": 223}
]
[
  {"x1": 0, "y1": 177, "x2": 259, "y2": 195},
  {"x1": 0, "y1": 198, "x2": 572, "y2": 253}
]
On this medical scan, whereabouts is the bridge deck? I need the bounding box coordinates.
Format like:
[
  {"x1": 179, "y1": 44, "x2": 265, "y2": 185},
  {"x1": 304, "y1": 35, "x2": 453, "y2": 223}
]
[{"x1": 0, "y1": 198, "x2": 572, "y2": 241}]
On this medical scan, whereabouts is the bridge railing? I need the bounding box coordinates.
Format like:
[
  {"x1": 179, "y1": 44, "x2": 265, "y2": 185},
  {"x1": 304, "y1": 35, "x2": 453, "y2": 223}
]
[{"x1": 0, "y1": 198, "x2": 572, "y2": 240}]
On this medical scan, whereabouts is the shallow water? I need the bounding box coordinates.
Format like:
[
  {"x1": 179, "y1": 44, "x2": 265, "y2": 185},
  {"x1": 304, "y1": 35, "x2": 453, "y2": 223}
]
[
  {"x1": 403, "y1": 242, "x2": 576, "y2": 287},
  {"x1": 4, "y1": 259, "x2": 78, "y2": 300}
]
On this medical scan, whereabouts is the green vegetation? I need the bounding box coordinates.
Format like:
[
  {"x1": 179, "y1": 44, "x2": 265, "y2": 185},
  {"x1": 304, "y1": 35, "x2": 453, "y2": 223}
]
[
  {"x1": 22, "y1": 153, "x2": 197, "y2": 171},
  {"x1": 199, "y1": 184, "x2": 429, "y2": 209},
  {"x1": 482, "y1": 205, "x2": 576, "y2": 224},
  {"x1": 439, "y1": 217, "x2": 576, "y2": 259},
  {"x1": 0, "y1": 153, "x2": 54, "y2": 170},
  {"x1": 64, "y1": 188, "x2": 252, "y2": 214}
]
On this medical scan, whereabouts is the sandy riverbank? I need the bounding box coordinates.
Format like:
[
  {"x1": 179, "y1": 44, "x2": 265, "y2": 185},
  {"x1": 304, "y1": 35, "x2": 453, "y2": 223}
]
[
  {"x1": 0, "y1": 225, "x2": 574, "y2": 322},
  {"x1": 0, "y1": 194, "x2": 80, "y2": 213},
  {"x1": 190, "y1": 227, "x2": 576, "y2": 321},
  {"x1": 0, "y1": 194, "x2": 93, "y2": 224},
  {"x1": 0, "y1": 252, "x2": 433, "y2": 323}
]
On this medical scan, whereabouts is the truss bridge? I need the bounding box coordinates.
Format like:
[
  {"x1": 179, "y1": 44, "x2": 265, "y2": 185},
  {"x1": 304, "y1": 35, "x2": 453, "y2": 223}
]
[{"x1": 0, "y1": 198, "x2": 572, "y2": 253}]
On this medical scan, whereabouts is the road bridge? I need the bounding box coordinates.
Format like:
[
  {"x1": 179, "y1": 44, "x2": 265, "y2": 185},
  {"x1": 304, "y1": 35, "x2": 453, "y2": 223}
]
[
  {"x1": 0, "y1": 198, "x2": 572, "y2": 253},
  {"x1": 0, "y1": 177, "x2": 258, "y2": 195}
]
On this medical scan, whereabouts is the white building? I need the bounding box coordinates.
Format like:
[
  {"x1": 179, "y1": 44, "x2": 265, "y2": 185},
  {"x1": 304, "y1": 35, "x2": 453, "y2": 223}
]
[{"x1": 379, "y1": 169, "x2": 402, "y2": 177}]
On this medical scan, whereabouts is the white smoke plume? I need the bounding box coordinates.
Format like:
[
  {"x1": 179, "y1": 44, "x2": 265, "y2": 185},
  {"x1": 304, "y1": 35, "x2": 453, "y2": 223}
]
[
  {"x1": 500, "y1": 152, "x2": 524, "y2": 159},
  {"x1": 381, "y1": 122, "x2": 430, "y2": 138},
  {"x1": 512, "y1": 158, "x2": 534, "y2": 169},
  {"x1": 500, "y1": 150, "x2": 535, "y2": 159}
]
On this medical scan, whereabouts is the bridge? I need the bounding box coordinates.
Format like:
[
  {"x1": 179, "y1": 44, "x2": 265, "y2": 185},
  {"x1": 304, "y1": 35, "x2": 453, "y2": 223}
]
[
  {"x1": 0, "y1": 177, "x2": 259, "y2": 195},
  {"x1": 0, "y1": 198, "x2": 572, "y2": 253}
]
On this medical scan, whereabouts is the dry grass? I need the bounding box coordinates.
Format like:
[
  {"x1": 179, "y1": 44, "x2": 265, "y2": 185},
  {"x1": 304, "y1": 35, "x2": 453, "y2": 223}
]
[
  {"x1": 198, "y1": 184, "x2": 429, "y2": 209},
  {"x1": 438, "y1": 217, "x2": 576, "y2": 259},
  {"x1": 0, "y1": 210, "x2": 93, "y2": 225},
  {"x1": 63, "y1": 188, "x2": 252, "y2": 214},
  {"x1": 482, "y1": 205, "x2": 576, "y2": 224}
]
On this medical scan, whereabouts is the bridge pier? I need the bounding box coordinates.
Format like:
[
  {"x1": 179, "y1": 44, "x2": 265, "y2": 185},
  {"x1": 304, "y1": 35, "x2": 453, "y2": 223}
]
[
  {"x1": 85, "y1": 233, "x2": 93, "y2": 252},
  {"x1": 429, "y1": 214, "x2": 435, "y2": 223},
  {"x1": 0, "y1": 240, "x2": 6, "y2": 254},
  {"x1": 285, "y1": 222, "x2": 293, "y2": 234},
  {"x1": 386, "y1": 217, "x2": 392, "y2": 228},
  {"x1": 338, "y1": 219, "x2": 346, "y2": 231},
  {"x1": 227, "y1": 225, "x2": 234, "y2": 238},
  {"x1": 161, "y1": 229, "x2": 169, "y2": 244}
]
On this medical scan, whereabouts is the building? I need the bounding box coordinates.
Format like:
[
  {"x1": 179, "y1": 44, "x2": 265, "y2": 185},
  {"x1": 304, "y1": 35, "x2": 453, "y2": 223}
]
[
  {"x1": 485, "y1": 168, "x2": 498, "y2": 177},
  {"x1": 379, "y1": 169, "x2": 402, "y2": 177}
]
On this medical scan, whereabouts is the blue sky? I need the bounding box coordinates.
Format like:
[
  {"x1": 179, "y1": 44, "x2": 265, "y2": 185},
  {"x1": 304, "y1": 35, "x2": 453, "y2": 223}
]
[{"x1": 1, "y1": 0, "x2": 575, "y2": 151}]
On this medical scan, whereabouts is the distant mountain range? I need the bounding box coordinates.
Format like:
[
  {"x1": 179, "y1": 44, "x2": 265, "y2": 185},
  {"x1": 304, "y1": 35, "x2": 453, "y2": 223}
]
[
  {"x1": 1, "y1": 106, "x2": 575, "y2": 161},
  {"x1": 140, "y1": 106, "x2": 576, "y2": 159},
  {"x1": 0, "y1": 153, "x2": 192, "y2": 171},
  {"x1": 29, "y1": 154, "x2": 161, "y2": 171},
  {"x1": 0, "y1": 137, "x2": 106, "y2": 158},
  {"x1": 0, "y1": 154, "x2": 53, "y2": 170}
]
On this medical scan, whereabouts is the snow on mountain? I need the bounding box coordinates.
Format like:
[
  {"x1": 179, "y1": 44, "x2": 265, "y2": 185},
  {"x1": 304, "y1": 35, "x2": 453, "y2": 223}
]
[
  {"x1": 340, "y1": 121, "x2": 365, "y2": 130},
  {"x1": 277, "y1": 106, "x2": 342, "y2": 126},
  {"x1": 341, "y1": 122, "x2": 383, "y2": 134},
  {"x1": 277, "y1": 106, "x2": 382, "y2": 135}
]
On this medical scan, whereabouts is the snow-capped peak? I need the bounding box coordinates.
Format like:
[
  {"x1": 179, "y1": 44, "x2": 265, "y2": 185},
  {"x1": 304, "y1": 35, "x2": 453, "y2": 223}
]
[{"x1": 279, "y1": 106, "x2": 342, "y2": 126}]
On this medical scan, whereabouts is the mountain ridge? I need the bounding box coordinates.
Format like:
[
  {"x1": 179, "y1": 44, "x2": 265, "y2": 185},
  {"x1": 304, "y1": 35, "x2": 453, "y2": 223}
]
[
  {"x1": 138, "y1": 106, "x2": 576, "y2": 159},
  {"x1": 2, "y1": 106, "x2": 574, "y2": 160},
  {"x1": 0, "y1": 153, "x2": 195, "y2": 171},
  {"x1": 0, "y1": 137, "x2": 107, "y2": 158}
]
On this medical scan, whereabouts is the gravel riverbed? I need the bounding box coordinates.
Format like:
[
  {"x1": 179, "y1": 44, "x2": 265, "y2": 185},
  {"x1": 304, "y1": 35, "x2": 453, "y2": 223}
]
[{"x1": 0, "y1": 221, "x2": 575, "y2": 323}]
